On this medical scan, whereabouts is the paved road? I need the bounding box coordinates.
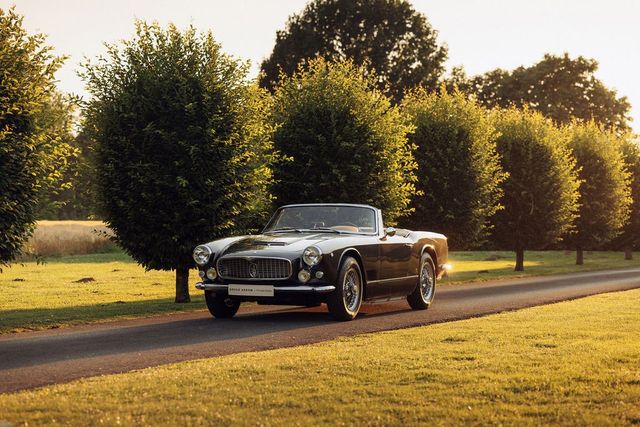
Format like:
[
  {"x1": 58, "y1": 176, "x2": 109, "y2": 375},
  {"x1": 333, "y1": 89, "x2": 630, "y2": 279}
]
[{"x1": 2, "y1": 267, "x2": 640, "y2": 393}]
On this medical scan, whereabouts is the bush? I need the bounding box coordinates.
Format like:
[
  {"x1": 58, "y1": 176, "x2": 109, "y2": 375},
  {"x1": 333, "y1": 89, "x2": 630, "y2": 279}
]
[
  {"x1": 0, "y1": 8, "x2": 74, "y2": 267},
  {"x1": 490, "y1": 108, "x2": 580, "y2": 271},
  {"x1": 81, "y1": 22, "x2": 275, "y2": 302},
  {"x1": 270, "y1": 58, "x2": 417, "y2": 224},
  {"x1": 565, "y1": 122, "x2": 631, "y2": 264},
  {"x1": 401, "y1": 88, "x2": 506, "y2": 248}
]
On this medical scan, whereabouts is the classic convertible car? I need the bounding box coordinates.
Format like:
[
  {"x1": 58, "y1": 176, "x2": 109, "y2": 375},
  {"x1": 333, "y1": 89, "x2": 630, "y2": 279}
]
[{"x1": 194, "y1": 203, "x2": 448, "y2": 321}]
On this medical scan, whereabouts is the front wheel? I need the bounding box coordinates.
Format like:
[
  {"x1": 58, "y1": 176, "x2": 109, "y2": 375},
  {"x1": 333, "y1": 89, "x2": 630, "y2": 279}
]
[
  {"x1": 327, "y1": 257, "x2": 363, "y2": 321},
  {"x1": 407, "y1": 253, "x2": 436, "y2": 310},
  {"x1": 205, "y1": 291, "x2": 240, "y2": 318}
]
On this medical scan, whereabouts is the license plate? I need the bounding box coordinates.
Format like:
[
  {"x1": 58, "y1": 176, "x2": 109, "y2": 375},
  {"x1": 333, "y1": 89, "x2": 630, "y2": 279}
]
[{"x1": 228, "y1": 284, "x2": 274, "y2": 297}]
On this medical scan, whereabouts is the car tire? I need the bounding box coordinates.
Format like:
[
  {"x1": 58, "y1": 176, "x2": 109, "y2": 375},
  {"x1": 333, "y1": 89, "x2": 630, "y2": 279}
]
[
  {"x1": 407, "y1": 252, "x2": 436, "y2": 310},
  {"x1": 205, "y1": 290, "x2": 240, "y2": 318},
  {"x1": 327, "y1": 256, "x2": 363, "y2": 321}
]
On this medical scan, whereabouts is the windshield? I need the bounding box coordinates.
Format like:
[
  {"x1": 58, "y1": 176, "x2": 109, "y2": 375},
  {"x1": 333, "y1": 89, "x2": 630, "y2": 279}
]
[{"x1": 263, "y1": 206, "x2": 377, "y2": 234}]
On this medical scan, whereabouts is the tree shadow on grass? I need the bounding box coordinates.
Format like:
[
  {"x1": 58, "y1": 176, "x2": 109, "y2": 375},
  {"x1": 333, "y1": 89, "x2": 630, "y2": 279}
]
[{"x1": 0, "y1": 296, "x2": 206, "y2": 334}]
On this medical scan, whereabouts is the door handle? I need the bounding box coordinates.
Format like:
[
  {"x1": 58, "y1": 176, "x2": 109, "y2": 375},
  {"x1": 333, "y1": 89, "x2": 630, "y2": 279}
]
[{"x1": 403, "y1": 243, "x2": 412, "y2": 247}]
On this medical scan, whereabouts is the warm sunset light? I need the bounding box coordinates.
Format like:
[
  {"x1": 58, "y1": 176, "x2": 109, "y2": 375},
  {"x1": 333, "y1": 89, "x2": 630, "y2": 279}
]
[
  {"x1": 1, "y1": 1, "x2": 639, "y2": 425},
  {"x1": 5, "y1": 0, "x2": 639, "y2": 131}
]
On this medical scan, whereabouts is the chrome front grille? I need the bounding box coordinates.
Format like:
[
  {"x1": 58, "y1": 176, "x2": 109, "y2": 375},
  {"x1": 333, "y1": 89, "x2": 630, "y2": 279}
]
[{"x1": 217, "y1": 257, "x2": 292, "y2": 280}]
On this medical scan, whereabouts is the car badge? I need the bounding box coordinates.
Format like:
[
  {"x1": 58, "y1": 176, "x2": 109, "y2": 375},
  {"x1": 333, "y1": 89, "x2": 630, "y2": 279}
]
[{"x1": 249, "y1": 262, "x2": 258, "y2": 278}]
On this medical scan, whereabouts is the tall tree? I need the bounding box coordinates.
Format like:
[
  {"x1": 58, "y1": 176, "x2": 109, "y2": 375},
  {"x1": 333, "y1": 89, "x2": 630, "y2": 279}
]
[
  {"x1": 566, "y1": 122, "x2": 631, "y2": 264},
  {"x1": 271, "y1": 58, "x2": 416, "y2": 223},
  {"x1": 0, "y1": 8, "x2": 74, "y2": 267},
  {"x1": 401, "y1": 88, "x2": 506, "y2": 249},
  {"x1": 615, "y1": 136, "x2": 640, "y2": 260},
  {"x1": 490, "y1": 108, "x2": 580, "y2": 271},
  {"x1": 81, "y1": 22, "x2": 275, "y2": 302},
  {"x1": 260, "y1": 0, "x2": 448, "y2": 102},
  {"x1": 454, "y1": 54, "x2": 631, "y2": 131}
]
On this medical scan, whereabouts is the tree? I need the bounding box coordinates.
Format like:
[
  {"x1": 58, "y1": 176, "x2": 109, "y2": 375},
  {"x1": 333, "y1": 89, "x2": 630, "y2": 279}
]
[
  {"x1": 615, "y1": 136, "x2": 640, "y2": 260},
  {"x1": 490, "y1": 108, "x2": 580, "y2": 271},
  {"x1": 566, "y1": 122, "x2": 631, "y2": 264},
  {"x1": 271, "y1": 58, "x2": 416, "y2": 223},
  {"x1": 401, "y1": 88, "x2": 506, "y2": 249},
  {"x1": 35, "y1": 93, "x2": 95, "y2": 220},
  {"x1": 81, "y1": 22, "x2": 275, "y2": 302},
  {"x1": 37, "y1": 129, "x2": 99, "y2": 220},
  {"x1": 260, "y1": 0, "x2": 448, "y2": 102},
  {"x1": 455, "y1": 54, "x2": 632, "y2": 131},
  {"x1": 0, "y1": 8, "x2": 74, "y2": 267}
]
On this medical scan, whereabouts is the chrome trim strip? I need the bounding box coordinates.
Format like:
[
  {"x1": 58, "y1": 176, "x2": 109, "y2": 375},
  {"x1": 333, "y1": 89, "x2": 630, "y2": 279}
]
[
  {"x1": 195, "y1": 283, "x2": 335, "y2": 293},
  {"x1": 216, "y1": 256, "x2": 293, "y2": 281},
  {"x1": 367, "y1": 275, "x2": 419, "y2": 284}
]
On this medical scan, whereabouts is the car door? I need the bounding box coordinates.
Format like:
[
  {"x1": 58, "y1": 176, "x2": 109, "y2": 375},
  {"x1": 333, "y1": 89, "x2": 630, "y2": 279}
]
[{"x1": 377, "y1": 233, "x2": 413, "y2": 297}]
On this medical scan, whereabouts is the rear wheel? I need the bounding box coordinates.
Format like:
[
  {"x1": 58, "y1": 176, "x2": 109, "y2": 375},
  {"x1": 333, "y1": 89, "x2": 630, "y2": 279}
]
[
  {"x1": 327, "y1": 257, "x2": 363, "y2": 321},
  {"x1": 205, "y1": 291, "x2": 240, "y2": 318},
  {"x1": 407, "y1": 253, "x2": 436, "y2": 310}
]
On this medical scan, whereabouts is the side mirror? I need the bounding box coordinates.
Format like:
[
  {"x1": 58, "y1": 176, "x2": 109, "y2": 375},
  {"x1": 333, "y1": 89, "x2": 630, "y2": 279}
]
[{"x1": 383, "y1": 227, "x2": 396, "y2": 238}]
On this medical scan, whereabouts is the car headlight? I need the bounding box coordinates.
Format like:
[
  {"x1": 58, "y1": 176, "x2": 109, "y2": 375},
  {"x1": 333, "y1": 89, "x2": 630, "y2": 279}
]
[
  {"x1": 193, "y1": 245, "x2": 212, "y2": 266},
  {"x1": 302, "y1": 246, "x2": 322, "y2": 266}
]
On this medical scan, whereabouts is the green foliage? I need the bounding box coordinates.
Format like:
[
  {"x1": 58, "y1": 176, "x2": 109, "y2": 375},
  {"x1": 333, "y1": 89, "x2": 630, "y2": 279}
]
[
  {"x1": 616, "y1": 137, "x2": 640, "y2": 251},
  {"x1": 35, "y1": 94, "x2": 99, "y2": 220},
  {"x1": 260, "y1": 0, "x2": 447, "y2": 102},
  {"x1": 401, "y1": 88, "x2": 506, "y2": 248},
  {"x1": 270, "y1": 58, "x2": 416, "y2": 224},
  {"x1": 454, "y1": 54, "x2": 631, "y2": 131},
  {"x1": 490, "y1": 108, "x2": 580, "y2": 255},
  {"x1": 0, "y1": 7, "x2": 73, "y2": 266},
  {"x1": 37, "y1": 130, "x2": 99, "y2": 220},
  {"x1": 565, "y1": 122, "x2": 631, "y2": 250},
  {"x1": 81, "y1": 22, "x2": 275, "y2": 275}
]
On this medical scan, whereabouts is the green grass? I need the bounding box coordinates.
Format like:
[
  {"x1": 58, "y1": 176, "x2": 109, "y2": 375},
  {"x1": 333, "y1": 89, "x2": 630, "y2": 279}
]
[
  {"x1": 0, "y1": 251, "x2": 203, "y2": 333},
  {"x1": 1, "y1": 249, "x2": 639, "y2": 334},
  {"x1": 1, "y1": 289, "x2": 638, "y2": 426},
  {"x1": 442, "y1": 250, "x2": 640, "y2": 284}
]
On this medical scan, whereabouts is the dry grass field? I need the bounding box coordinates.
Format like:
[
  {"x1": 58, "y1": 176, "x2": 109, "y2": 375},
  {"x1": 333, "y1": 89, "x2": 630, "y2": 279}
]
[{"x1": 21, "y1": 220, "x2": 116, "y2": 258}]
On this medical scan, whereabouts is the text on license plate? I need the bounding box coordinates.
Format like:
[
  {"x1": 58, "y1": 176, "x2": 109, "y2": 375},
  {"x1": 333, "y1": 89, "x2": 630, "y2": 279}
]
[{"x1": 228, "y1": 284, "x2": 274, "y2": 297}]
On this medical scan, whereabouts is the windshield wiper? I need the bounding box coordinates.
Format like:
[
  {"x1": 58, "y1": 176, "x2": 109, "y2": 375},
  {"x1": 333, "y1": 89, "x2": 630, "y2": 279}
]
[
  {"x1": 266, "y1": 227, "x2": 304, "y2": 233},
  {"x1": 303, "y1": 227, "x2": 344, "y2": 234}
]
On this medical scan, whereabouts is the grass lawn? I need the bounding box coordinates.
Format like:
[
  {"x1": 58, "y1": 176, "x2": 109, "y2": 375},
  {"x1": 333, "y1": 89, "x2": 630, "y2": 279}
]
[
  {"x1": 441, "y1": 249, "x2": 640, "y2": 284},
  {"x1": 0, "y1": 252, "x2": 203, "y2": 333},
  {"x1": 1, "y1": 289, "x2": 638, "y2": 425},
  {"x1": 1, "y1": 249, "x2": 639, "y2": 334}
]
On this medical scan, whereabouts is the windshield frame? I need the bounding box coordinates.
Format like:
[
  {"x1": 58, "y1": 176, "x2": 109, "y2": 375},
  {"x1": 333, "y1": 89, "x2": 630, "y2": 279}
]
[{"x1": 262, "y1": 204, "x2": 379, "y2": 236}]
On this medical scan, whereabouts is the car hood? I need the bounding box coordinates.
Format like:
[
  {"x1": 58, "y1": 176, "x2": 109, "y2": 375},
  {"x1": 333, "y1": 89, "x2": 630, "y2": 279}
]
[{"x1": 219, "y1": 232, "x2": 346, "y2": 258}]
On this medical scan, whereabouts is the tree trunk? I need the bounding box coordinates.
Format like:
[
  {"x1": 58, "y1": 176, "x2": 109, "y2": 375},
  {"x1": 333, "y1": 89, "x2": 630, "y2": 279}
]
[
  {"x1": 175, "y1": 267, "x2": 191, "y2": 303},
  {"x1": 576, "y1": 247, "x2": 584, "y2": 265},
  {"x1": 514, "y1": 248, "x2": 524, "y2": 271},
  {"x1": 624, "y1": 246, "x2": 633, "y2": 260}
]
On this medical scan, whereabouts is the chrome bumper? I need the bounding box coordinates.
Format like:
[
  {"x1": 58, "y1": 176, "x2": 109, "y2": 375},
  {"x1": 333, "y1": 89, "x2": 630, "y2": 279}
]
[{"x1": 195, "y1": 283, "x2": 336, "y2": 293}]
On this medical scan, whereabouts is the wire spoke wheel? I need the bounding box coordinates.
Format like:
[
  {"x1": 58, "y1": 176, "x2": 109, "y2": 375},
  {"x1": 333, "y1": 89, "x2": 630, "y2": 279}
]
[
  {"x1": 343, "y1": 269, "x2": 361, "y2": 313},
  {"x1": 420, "y1": 261, "x2": 435, "y2": 303},
  {"x1": 327, "y1": 256, "x2": 363, "y2": 321},
  {"x1": 408, "y1": 253, "x2": 436, "y2": 310}
]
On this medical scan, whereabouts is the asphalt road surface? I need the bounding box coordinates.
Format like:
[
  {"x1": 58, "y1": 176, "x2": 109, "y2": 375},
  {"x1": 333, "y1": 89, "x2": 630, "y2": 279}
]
[{"x1": 2, "y1": 267, "x2": 640, "y2": 393}]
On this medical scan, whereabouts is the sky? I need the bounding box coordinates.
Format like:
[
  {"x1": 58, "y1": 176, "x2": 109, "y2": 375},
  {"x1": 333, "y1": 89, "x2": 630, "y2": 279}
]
[{"x1": 4, "y1": 0, "x2": 639, "y2": 132}]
